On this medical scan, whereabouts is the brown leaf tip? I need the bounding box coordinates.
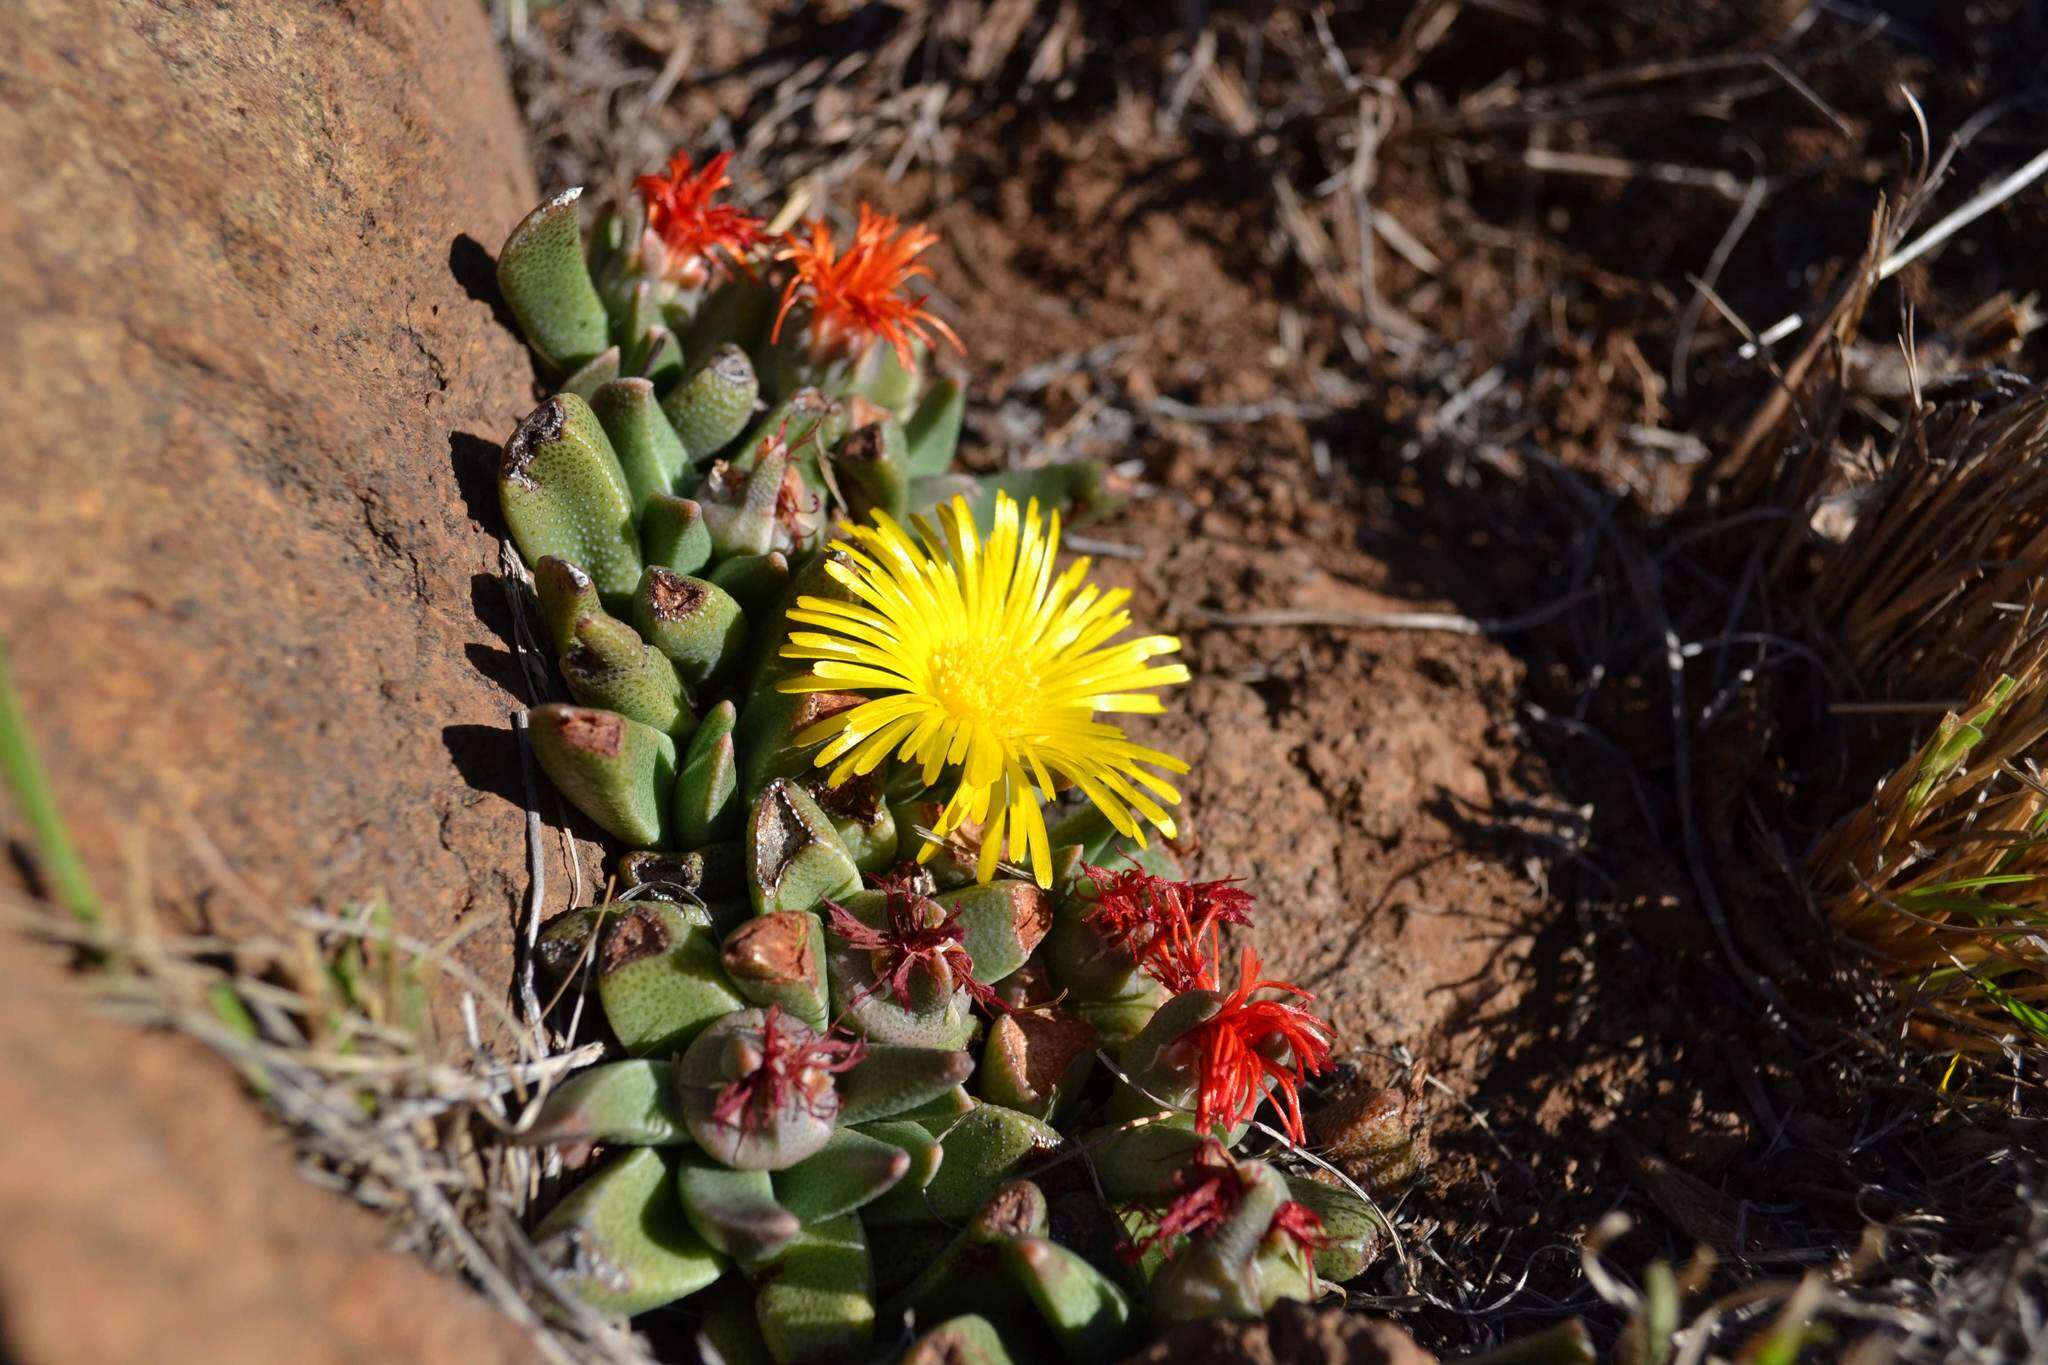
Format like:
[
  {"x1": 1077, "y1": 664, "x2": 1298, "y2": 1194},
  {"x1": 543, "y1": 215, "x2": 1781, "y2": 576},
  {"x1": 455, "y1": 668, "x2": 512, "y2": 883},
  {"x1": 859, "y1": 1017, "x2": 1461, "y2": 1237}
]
[
  {"x1": 644, "y1": 567, "x2": 708, "y2": 620},
  {"x1": 556, "y1": 707, "x2": 625, "y2": 758},
  {"x1": 602, "y1": 905, "x2": 673, "y2": 974},
  {"x1": 503, "y1": 398, "x2": 568, "y2": 487}
]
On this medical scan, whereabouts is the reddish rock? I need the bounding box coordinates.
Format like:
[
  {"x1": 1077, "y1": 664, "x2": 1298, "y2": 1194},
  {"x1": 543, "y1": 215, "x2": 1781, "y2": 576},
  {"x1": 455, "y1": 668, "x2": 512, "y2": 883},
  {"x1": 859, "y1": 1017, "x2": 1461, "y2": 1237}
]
[
  {"x1": 0, "y1": 932, "x2": 536, "y2": 1364},
  {"x1": 0, "y1": 0, "x2": 588, "y2": 975},
  {"x1": 0, "y1": 0, "x2": 590, "y2": 1357}
]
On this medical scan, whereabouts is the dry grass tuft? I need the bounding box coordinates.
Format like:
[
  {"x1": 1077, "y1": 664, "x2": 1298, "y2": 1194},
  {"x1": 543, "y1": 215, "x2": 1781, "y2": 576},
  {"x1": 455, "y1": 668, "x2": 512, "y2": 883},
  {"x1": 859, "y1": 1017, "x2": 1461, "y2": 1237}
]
[
  {"x1": 1, "y1": 885, "x2": 651, "y2": 1365},
  {"x1": 1810, "y1": 628, "x2": 2048, "y2": 1065}
]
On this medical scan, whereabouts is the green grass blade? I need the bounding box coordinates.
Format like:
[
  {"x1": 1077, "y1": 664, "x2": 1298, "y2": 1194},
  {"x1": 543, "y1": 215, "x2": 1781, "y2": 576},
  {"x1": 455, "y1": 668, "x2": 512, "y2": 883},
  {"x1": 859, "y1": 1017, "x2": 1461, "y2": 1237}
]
[{"x1": 0, "y1": 640, "x2": 101, "y2": 925}]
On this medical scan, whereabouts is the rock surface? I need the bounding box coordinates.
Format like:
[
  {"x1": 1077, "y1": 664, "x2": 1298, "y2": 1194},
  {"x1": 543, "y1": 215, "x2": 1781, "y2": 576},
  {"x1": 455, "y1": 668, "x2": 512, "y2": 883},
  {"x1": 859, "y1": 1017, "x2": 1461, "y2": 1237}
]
[
  {"x1": 0, "y1": 932, "x2": 536, "y2": 1364},
  {"x1": 0, "y1": 0, "x2": 583, "y2": 972},
  {"x1": 0, "y1": 0, "x2": 582, "y2": 1358}
]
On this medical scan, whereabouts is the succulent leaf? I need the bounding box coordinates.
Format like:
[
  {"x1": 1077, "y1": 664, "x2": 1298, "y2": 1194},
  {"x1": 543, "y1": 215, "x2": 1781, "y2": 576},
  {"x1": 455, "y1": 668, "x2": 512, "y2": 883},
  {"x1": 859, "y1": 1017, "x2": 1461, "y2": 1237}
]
[
  {"x1": 747, "y1": 780, "x2": 862, "y2": 915},
  {"x1": 496, "y1": 189, "x2": 612, "y2": 374},
  {"x1": 532, "y1": 1147, "x2": 724, "y2": 1318},
  {"x1": 663, "y1": 343, "x2": 761, "y2": 458},
  {"x1": 1281, "y1": 1173, "x2": 1387, "y2": 1283},
  {"x1": 903, "y1": 376, "x2": 966, "y2": 477},
  {"x1": 737, "y1": 689, "x2": 866, "y2": 801},
  {"x1": 1087, "y1": 1121, "x2": 1205, "y2": 1203},
  {"x1": 560, "y1": 612, "x2": 693, "y2": 738},
  {"x1": 830, "y1": 419, "x2": 911, "y2": 522},
  {"x1": 913, "y1": 1103, "x2": 1062, "y2": 1225},
  {"x1": 597, "y1": 900, "x2": 748, "y2": 1054},
  {"x1": 1001, "y1": 1235, "x2": 1137, "y2": 1363},
  {"x1": 501, "y1": 395, "x2": 643, "y2": 607},
  {"x1": 753, "y1": 1214, "x2": 874, "y2": 1365},
  {"x1": 516, "y1": 1059, "x2": 691, "y2": 1148},
  {"x1": 701, "y1": 444, "x2": 790, "y2": 560},
  {"x1": 632, "y1": 567, "x2": 748, "y2": 689},
  {"x1": 879, "y1": 1179, "x2": 1051, "y2": 1316},
  {"x1": 675, "y1": 699, "x2": 743, "y2": 848},
  {"x1": 534, "y1": 555, "x2": 604, "y2": 655},
  {"x1": 836, "y1": 1044, "x2": 976, "y2": 1125},
  {"x1": 773, "y1": 1127, "x2": 912, "y2": 1223},
  {"x1": 534, "y1": 902, "x2": 617, "y2": 994},
  {"x1": 720, "y1": 910, "x2": 829, "y2": 1034},
  {"x1": 528, "y1": 703, "x2": 677, "y2": 847},
  {"x1": 697, "y1": 1294, "x2": 776, "y2": 1365},
  {"x1": 940, "y1": 880, "x2": 1055, "y2": 986},
  {"x1": 853, "y1": 1120, "x2": 943, "y2": 1196},
  {"x1": 560, "y1": 345, "x2": 623, "y2": 401},
  {"x1": 591, "y1": 377, "x2": 690, "y2": 514},
  {"x1": 641, "y1": 492, "x2": 713, "y2": 575},
  {"x1": 675, "y1": 1156, "x2": 802, "y2": 1267},
  {"x1": 709, "y1": 551, "x2": 792, "y2": 619},
  {"x1": 900, "y1": 1315, "x2": 1018, "y2": 1365},
  {"x1": 978, "y1": 1010, "x2": 1098, "y2": 1122}
]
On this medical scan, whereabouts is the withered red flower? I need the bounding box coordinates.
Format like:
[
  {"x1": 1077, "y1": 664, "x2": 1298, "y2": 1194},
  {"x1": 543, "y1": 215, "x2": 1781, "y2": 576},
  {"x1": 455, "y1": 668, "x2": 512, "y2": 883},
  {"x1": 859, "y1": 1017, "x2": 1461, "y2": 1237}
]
[
  {"x1": 1181, "y1": 948, "x2": 1333, "y2": 1144},
  {"x1": 772, "y1": 204, "x2": 964, "y2": 368},
  {"x1": 823, "y1": 874, "x2": 1004, "y2": 1012},
  {"x1": 1120, "y1": 1148, "x2": 1334, "y2": 1262},
  {"x1": 709, "y1": 1005, "x2": 865, "y2": 1132},
  {"x1": 1120, "y1": 1147, "x2": 1243, "y2": 1261},
  {"x1": 1081, "y1": 863, "x2": 1254, "y2": 993},
  {"x1": 633, "y1": 150, "x2": 766, "y2": 282},
  {"x1": 1268, "y1": 1199, "x2": 1330, "y2": 1251}
]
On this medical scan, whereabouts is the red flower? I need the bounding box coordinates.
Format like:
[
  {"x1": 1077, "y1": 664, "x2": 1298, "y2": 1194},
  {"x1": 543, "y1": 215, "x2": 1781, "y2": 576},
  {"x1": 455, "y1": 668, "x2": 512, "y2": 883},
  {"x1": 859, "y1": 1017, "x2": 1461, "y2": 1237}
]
[
  {"x1": 1081, "y1": 863, "x2": 1254, "y2": 993},
  {"x1": 823, "y1": 874, "x2": 1004, "y2": 1012},
  {"x1": 709, "y1": 1005, "x2": 866, "y2": 1132},
  {"x1": 633, "y1": 150, "x2": 766, "y2": 282},
  {"x1": 772, "y1": 205, "x2": 964, "y2": 368},
  {"x1": 1269, "y1": 1199, "x2": 1330, "y2": 1252},
  {"x1": 1120, "y1": 1147, "x2": 1244, "y2": 1261},
  {"x1": 1180, "y1": 948, "x2": 1334, "y2": 1144}
]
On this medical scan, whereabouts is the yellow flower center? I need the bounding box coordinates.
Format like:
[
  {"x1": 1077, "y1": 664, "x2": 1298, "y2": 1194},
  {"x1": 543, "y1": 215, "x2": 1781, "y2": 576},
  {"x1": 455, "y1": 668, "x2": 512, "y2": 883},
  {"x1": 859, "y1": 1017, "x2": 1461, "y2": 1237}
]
[{"x1": 927, "y1": 636, "x2": 1037, "y2": 737}]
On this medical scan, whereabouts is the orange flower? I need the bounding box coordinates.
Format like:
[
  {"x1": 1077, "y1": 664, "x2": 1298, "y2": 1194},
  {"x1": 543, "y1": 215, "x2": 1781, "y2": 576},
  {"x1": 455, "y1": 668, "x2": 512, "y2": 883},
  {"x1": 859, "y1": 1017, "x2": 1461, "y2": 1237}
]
[
  {"x1": 1180, "y1": 948, "x2": 1333, "y2": 1144},
  {"x1": 633, "y1": 150, "x2": 766, "y2": 282},
  {"x1": 1080, "y1": 864, "x2": 1254, "y2": 993},
  {"x1": 772, "y1": 204, "x2": 964, "y2": 368}
]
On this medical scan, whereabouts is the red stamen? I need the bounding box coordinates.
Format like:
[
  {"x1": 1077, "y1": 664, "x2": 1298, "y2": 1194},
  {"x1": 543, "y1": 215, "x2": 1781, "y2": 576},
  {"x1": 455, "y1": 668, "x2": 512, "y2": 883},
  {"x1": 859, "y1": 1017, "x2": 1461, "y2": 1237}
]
[
  {"x1": 823, "y1": 874, "x2": 1005, "y2": 1013},
  {"x1": 1120, "y1": 1145, "x2": 1243, "y2": 1261},
  {"x1": 1180, "y1": 948, "x2": 1334, "y2": 1144},
  {"x1": 1080, "y1": 863, "x2": 1254, "y2": 993},
  {"x1": 633, "y1": 150, "x2": 766, "y2": 280},
  {"x1": 709, "y1": 1005, "x2": 865, "y2": 1133},
  {"x1": 1269, "y1": 1200, "x2": 1330, "y2": 1252},
  {"x1": 771, "y1": 204, "x2": 965, "y2": 368}
]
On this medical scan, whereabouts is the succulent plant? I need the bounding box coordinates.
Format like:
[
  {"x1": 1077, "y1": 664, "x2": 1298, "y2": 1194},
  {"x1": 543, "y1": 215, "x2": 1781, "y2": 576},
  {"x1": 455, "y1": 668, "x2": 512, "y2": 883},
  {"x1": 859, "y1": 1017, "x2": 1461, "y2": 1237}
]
[{"x1": 489, "y1": 152, "x2": 1379, "y2": 1363}]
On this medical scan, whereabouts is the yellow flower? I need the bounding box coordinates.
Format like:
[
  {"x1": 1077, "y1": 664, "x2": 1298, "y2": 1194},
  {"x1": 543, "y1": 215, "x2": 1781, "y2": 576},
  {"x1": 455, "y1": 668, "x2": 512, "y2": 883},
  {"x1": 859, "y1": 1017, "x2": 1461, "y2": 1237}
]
[{"x1": 777, "y1": 491, "x2": 1191, "y2": 887}]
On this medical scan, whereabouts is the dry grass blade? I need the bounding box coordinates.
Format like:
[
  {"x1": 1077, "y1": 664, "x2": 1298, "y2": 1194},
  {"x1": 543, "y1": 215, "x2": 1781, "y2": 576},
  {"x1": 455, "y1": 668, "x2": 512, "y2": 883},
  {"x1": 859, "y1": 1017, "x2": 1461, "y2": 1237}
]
[{"x1": 1813, "y1": 392, "x2": 2048, "y2": 701}]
